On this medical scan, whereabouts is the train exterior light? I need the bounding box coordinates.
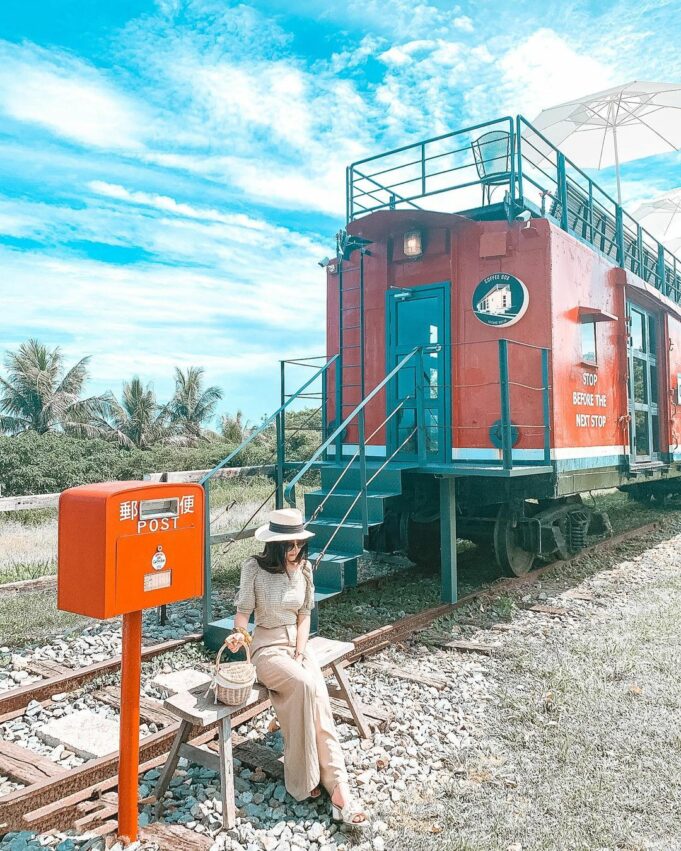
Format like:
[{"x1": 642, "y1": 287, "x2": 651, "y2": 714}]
[{"x1": 403, "y1": 229, "x2": 423, "y2": 257}]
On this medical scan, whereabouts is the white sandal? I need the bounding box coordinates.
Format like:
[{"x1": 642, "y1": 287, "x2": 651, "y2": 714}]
[{"x1": 331, "y1": 798, "x2": 369, "y2": 827}]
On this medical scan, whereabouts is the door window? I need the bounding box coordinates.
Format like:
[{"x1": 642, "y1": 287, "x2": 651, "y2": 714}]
[{"x1": 627, "y1": 304, "x2": 659, "y2": 462}]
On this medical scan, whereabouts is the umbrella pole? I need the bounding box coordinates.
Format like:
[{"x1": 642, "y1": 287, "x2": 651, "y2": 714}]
[{"x1": 613, "y1": 123, "x2": 622, "y2": 205}]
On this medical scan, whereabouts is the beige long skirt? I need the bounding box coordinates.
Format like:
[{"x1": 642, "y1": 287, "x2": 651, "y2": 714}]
[{"x1": 250, "y1": 624, "x2": 348, "y2": 801}]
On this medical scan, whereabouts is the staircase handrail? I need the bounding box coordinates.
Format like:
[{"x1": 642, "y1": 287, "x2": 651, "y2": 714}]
[
  {"x1": 305, "y1": 398, "x2": 408, "y2": 526},
  {"x1": 200, "y1": 353, "x2": 338, "y2": 631},
  {"x1": 284, "y1": 346, "x2": 421, "y2": 506},
  {"x1": 199, "y1": 354, "x2": 339, "y2": 486}
]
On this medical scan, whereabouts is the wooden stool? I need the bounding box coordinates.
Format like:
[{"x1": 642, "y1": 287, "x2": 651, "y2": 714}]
[
  {"x1": 154, "y1": 684, "x2": 266, "y2": 830},
  {"x1": 155, "y1": 637, "x2": 370, "y2": 829}
]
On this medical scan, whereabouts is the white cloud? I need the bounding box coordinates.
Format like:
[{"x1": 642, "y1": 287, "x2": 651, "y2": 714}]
[
  {"x1": 495, "y1": 29, "x2": 615, "y2": 120},
  {"x1": 0, "y1": 41, "x2": 146, "y2": 150},
  {"x1": 453, "y1": 16, "x2": 474, "y2": 33},
  {"x1": 2, "y1": 243, "x2": 326, "y2": 402}
]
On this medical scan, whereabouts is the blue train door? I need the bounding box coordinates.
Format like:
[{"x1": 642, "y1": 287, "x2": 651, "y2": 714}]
[
  {"x1": 627, "y1": 302, "x2": 660, "y2": 463},
  {"x1": 386, "y1": 282, "x2": 449, "y2": 463}
]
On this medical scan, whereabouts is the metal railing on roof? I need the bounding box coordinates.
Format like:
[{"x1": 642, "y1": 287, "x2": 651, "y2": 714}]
[{"x1": 347, "y1": 115, "x2": 681, "y2": 304}]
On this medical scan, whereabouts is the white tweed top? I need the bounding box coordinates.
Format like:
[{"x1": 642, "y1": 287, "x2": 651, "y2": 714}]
[{"x1": 236, "y1": 557, "x2": 314, "y2": 627}]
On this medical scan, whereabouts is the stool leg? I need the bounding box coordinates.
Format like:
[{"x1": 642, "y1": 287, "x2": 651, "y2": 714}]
[
  {"x1": 219, "y1": 716, "x2": 236, "y2": 829},
  {"x1": 331, "y1": 661, "x2": 372, "y2": 740},
  {"x1": 154, "y1": 719, "x2": 192, "y2": 815}
]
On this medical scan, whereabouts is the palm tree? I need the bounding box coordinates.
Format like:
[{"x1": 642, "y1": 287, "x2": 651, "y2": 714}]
[
  {"x1": 167, "y1": 366, "x2": 223, "y2": 443},
  {"x1": 95, "y1": 377, "x2": 171, "y2": 449},
  {"x1": 0, "y1": 339, "x2": 104, "y2": 435},
  {"x1": 220, "y1": 409, "x2": 251, "y2": 443}
]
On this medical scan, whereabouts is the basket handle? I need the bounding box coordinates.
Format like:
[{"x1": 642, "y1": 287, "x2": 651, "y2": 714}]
[{"x1": 215, "y1": 634, "x2": 251, "y2": 672}]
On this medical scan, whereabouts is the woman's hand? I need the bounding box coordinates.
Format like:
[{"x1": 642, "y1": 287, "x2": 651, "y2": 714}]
[
  {"x1": 225, "y1": 632, "x2": 246, "y2": 653},
  {"x1": 294, "y1": 650, "x2": 305, "y2": 663}
]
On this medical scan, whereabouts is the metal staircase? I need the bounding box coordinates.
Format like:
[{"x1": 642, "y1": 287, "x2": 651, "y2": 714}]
[{"x1": 303, "y1": 461, "x2": 409, "y2": 611}]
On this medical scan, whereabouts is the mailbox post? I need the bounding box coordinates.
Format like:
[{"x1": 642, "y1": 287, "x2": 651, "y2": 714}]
[{"x1": 58, "y1": 481, "x2": 204, "y2": 841}]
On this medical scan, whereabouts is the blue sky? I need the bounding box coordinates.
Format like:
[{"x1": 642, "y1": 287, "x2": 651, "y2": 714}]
[{"x1": 1, "y1": 0, "x2": 680, "y2": 424}]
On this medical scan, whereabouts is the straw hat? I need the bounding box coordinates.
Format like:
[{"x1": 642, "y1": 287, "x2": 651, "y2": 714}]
[{"x1": 255, "y1": 508, "x2": 315, "y2": 543}]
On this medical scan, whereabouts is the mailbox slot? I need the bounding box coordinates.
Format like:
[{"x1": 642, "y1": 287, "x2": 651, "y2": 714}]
[{"x1": 139, "y1": 498, "x2": 179, "y2": 520}]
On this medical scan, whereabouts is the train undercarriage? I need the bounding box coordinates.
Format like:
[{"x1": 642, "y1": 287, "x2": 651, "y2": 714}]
[{"x1": 369, "y1": 472, "x2": 618, "y2": 578}]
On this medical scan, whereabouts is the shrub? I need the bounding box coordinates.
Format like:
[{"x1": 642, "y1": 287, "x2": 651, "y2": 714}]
[{"x1": 0, "y1": 406, "x2": 324, "y2": 496}]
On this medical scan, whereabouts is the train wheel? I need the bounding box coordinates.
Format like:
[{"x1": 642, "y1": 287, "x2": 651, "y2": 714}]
[{"x1": 493, "y1": 505, "x2": 535, "y2": 577}]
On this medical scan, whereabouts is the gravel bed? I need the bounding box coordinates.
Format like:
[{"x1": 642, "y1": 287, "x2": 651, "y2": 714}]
[
  {"x1": 388, "y1": 528, "x2": 681, "y2": 850},
  {"x1": 3, "y1": 517, "x2": 681, "y2": 850}
]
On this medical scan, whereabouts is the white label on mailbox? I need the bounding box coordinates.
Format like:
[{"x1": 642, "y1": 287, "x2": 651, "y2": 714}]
[
  {"x1": 144, "y1": 571, "x2": 171, "y2": 592},
  {"x1": 151, "y1": 550, "x2": 167, "y2": 571}
]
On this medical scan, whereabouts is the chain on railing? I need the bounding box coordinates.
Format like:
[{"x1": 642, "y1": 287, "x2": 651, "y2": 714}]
[
  {"x1": 306, "y1": 399, "x2": 408, "y2": 528},
  {"x1": 284, "y1": 347, "x2": 422, "y2": 511}
]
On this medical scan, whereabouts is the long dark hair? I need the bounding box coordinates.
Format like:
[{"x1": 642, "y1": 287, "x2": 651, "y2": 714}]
[{"x1": 254, "y1": 540, "x2": 309, "y2": 574}]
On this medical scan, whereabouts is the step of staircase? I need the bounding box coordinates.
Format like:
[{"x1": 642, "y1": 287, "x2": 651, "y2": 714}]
[
  {"x1": 305, "y1": 489, "x2": 400, "y2": 524},
  {"x1": 319, "y1": 462, "x2": 411, "y2": 494},
  {"x1": 305, "y1": 517, "x2": 378, "y2": 552},
  {"x1": 310, "y1": 549, "x2": 359, "y2": 590}
]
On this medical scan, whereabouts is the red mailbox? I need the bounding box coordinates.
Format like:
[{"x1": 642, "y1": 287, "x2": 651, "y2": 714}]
[
  {"x1": 58, "y1": 481, "x2": 204, "y2": 618},
  {"x1": 57, "y1": 480, "x2": 205, "y2": 842}
]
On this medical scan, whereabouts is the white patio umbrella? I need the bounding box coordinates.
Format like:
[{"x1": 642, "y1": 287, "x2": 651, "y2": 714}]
[
  {"x1": 667, "y1": 236, "x2": 681, "y2": 256},
  {"x1": 533, "y1": 81, "x2": 681, "y2": 204},
  {"x1": 633, "y1": 190, "x2": 681, "y2": 238}
]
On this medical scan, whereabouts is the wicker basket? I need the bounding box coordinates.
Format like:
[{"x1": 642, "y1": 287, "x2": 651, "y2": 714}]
[{"x1": 210, "y1": 638, "x2": 257, "y2": 706}]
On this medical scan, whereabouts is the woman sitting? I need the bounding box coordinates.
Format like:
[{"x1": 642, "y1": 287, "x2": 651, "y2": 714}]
[{"x1": 225, "y1": 507, "x2": 368, "y2": 826}]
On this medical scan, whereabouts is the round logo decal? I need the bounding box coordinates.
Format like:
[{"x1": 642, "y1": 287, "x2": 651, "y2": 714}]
[
  {"x1": 151, "y1": 548, "x2": 167, "y2": 571},
  {"x1": 472, "y1": 273, "x2": 529, "y2": 327}
]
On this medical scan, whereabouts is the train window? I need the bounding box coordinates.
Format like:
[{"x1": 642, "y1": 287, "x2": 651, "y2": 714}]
[
  {"x1": 580, "y1": 321, "x2": 597, "y2": 364},
  {"x1": 633, "y1": 359, "x2": 647, "y2": 403},
  {"x1": 630, "y1": 310, "x2": 645, "y2": 351},
  {"x1": 648, "y1": 315, "x2": 657, "y2": 355},
  {"x1": 635, "y1": 411, "x2": 650, "y2": 455}
]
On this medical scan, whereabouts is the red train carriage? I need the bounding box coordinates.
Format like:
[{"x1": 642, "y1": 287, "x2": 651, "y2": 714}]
[{"x1": 202, "y1": 116, "x2": 681, "y2": 645}]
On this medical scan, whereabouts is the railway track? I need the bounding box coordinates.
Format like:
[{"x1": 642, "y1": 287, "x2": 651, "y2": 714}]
[{"x1": 0, "y1": 520, "x2": 661, "y2": 839}]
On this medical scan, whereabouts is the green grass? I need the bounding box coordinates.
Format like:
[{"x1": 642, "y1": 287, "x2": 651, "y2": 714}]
[
  {"x1": 0, "y1": 589, "x2": 90, "y2": 647},
  {"x1": 0, "y1": 475, "x2": 322, "y2": 588},
  {"x1": 0, "y1": 558, "x2": 56, "y2": 584}
]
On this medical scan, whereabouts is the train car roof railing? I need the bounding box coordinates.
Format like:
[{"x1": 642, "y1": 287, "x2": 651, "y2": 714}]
[{"x1": 347, "y1": 115, "x2": 681, "y2": 304}]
